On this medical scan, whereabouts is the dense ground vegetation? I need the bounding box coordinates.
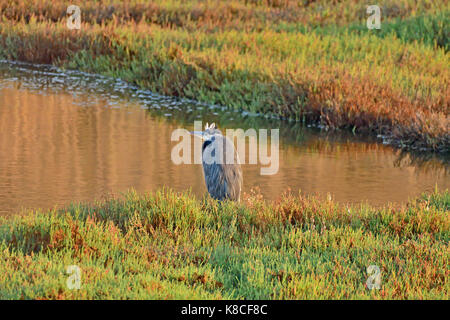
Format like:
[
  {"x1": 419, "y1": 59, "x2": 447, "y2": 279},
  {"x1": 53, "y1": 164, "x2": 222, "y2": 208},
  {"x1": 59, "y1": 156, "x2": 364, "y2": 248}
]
[
  {"x1": 0, "y1": 0, "x2": 448, "y2": 152},
  {"x1": 0, "y1": 188, "x2": 448, "y2": 299}
]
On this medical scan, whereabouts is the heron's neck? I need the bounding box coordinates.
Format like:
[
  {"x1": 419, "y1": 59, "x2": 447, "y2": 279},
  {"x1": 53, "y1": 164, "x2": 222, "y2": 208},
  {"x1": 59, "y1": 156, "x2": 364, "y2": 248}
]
[{"x1": 202, "y1": 140, "x2": 212, "y2": 152}]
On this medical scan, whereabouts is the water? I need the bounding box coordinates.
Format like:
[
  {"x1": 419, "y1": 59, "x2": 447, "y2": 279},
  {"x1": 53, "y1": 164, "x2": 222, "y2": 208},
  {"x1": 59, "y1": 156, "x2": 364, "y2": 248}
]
[{"x1": 0, "y1": 61, "x2": 448, "y2": 215}]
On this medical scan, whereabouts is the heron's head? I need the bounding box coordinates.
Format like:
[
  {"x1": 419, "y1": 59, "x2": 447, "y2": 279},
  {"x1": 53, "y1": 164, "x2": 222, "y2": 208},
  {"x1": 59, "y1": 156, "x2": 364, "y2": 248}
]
[{"x1": 190, "y1": 123, "x2": 222, "y2": 150}]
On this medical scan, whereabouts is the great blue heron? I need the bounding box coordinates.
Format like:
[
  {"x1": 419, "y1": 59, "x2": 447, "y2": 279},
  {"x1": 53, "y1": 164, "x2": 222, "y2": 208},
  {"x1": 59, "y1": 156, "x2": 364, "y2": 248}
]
[{"x1": 190, "y1": 123, "x2": 243, "y2": 201}]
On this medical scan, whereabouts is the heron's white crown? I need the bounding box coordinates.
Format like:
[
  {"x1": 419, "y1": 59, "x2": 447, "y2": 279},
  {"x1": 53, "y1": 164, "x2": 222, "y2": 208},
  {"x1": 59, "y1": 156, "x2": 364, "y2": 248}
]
[
  {"x1": 205, "y1": 122, "x2": 216, "y2": 131},
  {"x1": 190, "y1": 122, "x2": 219, "y2": 140}
]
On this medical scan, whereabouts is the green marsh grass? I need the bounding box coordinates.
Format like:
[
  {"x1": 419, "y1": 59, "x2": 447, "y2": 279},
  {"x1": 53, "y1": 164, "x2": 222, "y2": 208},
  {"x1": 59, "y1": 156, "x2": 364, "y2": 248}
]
[{"x1": 0, "y1": 189, "x2": 448, "y2": 299}]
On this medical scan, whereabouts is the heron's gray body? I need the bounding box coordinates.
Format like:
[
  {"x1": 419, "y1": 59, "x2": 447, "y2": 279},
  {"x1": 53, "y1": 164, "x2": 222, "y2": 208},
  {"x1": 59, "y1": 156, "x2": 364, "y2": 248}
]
[{"x1": 191, "y1": 123, "x2": 243, "y2": 201}]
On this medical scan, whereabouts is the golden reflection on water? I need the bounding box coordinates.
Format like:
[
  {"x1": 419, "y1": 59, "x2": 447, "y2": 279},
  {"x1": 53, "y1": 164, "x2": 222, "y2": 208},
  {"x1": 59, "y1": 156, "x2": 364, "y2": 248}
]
[{"x1": 0, "y1": 87, "x2": 448, "y2": 215}]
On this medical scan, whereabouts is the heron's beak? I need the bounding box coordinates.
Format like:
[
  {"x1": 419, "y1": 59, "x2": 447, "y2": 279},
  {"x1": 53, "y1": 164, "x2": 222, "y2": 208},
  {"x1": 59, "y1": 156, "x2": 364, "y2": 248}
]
[{"x1": 189, "y1": 131, "x2": 205, "y2": 140}]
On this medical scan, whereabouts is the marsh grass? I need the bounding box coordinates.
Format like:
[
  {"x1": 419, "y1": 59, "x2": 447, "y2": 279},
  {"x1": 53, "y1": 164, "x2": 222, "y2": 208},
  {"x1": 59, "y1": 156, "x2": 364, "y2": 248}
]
[
  {"x1": 0, "y1": 188, "x2": 448, "y2": 299},
  {"x1": 1, "y1": 1, "x2": 447, "y2": 31}
]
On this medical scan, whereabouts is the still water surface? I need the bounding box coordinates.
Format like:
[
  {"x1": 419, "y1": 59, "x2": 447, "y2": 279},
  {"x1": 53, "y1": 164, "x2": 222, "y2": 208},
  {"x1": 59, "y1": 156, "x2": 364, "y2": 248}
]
[{"x1": 0, "y1": 61, "x2": 448, "y2": 215}]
